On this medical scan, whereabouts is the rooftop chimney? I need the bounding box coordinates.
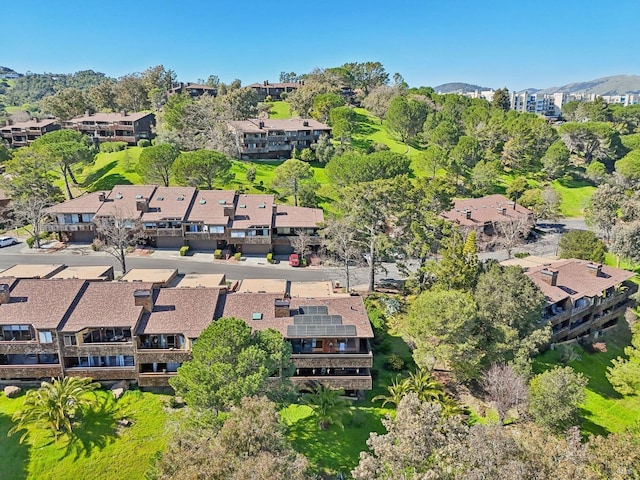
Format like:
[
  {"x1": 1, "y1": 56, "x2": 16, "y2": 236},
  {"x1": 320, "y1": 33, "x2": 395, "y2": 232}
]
[
  {"x1": 5, "y1": 119, "x2": 11, "y2": 126},
  {"x1": 302, "y1": 120, "x2": 309, "y2": 127},
  {"x1": 98, "y1": 192, "x2": 106, "y2": 202},
  {"x1": 85, "y1": 109, "x2": 91, "y2": 117},
  {"x1": 264, "y1": 80, "x2": 268, "y2": 86},
  {"x1": 540, "y1": 268, "x2": 558, "y2": 286},
  {"x1": 464, "y1": 210, "x2": 472, "y2": 220},
  {"x1": 586, "y1": 263, "x2": 603, "y2": 277},
  {"x1": 0, "y1": 283, "x2": 10, "y2": 305},
  {"x1": 134, "y1": 289, "x2": 154, "y2": 312},
  {"x1": 258, "y1": 121, "x2": 265, "y2": 129},
  {"x1": 121, "y1": 109, "x2": 127, "y2": 117},
  {"x1": 499, "y1": 207, "x2": 507, "y2": 215},
  {"x1": 274, "y1": 299, "x2": 290, "y2": 318},
  {"x1": 136, "y1": 199, "x2": 149, "y2": 212},
  {"x1": 32, "y1": 117, "x2": 39, "y2": 123},
  {"x1": 507, "y1": 201, "x2": 516, "y2": 210}
]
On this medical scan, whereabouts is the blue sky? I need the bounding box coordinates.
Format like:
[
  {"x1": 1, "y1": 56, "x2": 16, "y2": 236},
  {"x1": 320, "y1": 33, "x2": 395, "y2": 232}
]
[{"x1": 4, "y1": 0, "x2": 639, "y2": 90}]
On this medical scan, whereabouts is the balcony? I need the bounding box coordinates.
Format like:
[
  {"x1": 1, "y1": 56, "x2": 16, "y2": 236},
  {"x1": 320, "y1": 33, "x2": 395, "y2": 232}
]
[
  {"x1": 290, "y1": 375, "x2": 372, "y2": 391},
  {"x1": 0, "y1": 364, "x2": 63, "y2": 379},
  {"x1": 230, "y1": 235, "x2": 271, "y2": 245},
  {"x1": 144, "y1": 227, "x2": 183, "y2": 237},
  {"x1": 137, "y1": 350, "x2": 191, "y2": 364},
  {"x1": 291, "y1": 352, "x2": 373, "y2": 369},
  {"x1": 138, "y1": 372, "x2": 176, "y2": 387},
  {"x1": 65, "y1": 367, "x2": 137, "y2": 381},
  {"x1": 0, "y1": 341, "x2": 59, "y2": 355},
  {"x1": 64, "y1": 343, "x2": 135, "y2": 357},
  {"x1": 184, "y1": 231, "x2": 227, "y2": 240},
  {"x1": 43, "y1": 222, "x2": 95, "y2": 232}
]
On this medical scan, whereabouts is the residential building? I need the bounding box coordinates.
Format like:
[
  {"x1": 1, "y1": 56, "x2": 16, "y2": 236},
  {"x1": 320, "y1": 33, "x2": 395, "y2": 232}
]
[
  {"x1": 524, "y1": 259, "x2": 637, "y2": 343},
  {"x1": 510, "y1": 91, "x2": 559, "y2": 117},
  {"x1": 62, "y1": 111, "x2": 155, "y2": 145},
  {"x1": 0, "y1": 264, "x2": 66, "y2": 279},
  {"x1": 49, "y1": 265, "x2": 114, "y2": 282},
  {"x1": 169, "y1": 82, "x2": 217, "y2": 98},
  {"x1": 44, "y1": 186, "x2": 324, "y2": 255},
  {"x1": 0, "y1": 118, "x2": 60, "y2": 147},
  {"x1": 229, "y1": 118, "x2": 331, "y2": 160},
  {"x1": 440, "y1": 194, "x2": 534, "y2": 236},
  {"x1": 246, "y1": 80, "x2": 301, "y2": 101},
  {"x1": 220, "y1": 290, "x2": 374, "y2": 394}
]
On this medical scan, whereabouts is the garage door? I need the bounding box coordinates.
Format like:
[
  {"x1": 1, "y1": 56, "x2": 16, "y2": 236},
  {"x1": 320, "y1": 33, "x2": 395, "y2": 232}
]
[
  {"x1": 274, "y1": 245, "x2": 294, "y2": 255},
  {"x1": 187, "y1": 239, "x2": 218, "y2": 251},
  {"x1": 154, "y1": 237, "x2": 185, "y2": 249},
  {"x1": 241, "y1": 244, "x2": 271, "y2": 255}
]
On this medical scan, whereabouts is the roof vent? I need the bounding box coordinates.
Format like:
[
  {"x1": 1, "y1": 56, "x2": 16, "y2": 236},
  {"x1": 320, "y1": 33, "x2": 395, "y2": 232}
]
[
  {"x1": 252, "y1": 312, "x2": 263, "y2": 320},
  {"x1": 177, "y1": 196, "x2": 184, "y2": 201},
  {"x1": 157, "y1": 196, "x2": 164, "y2": 201},
  {"x1": 115, "y1": 193, "x2": 123, "y2": 199},
  {"x1": 199, "y1": 199, "x2": 206, "y2": 205},
  {"x1": 239, "y1": 204, "x2": 246, "y2": 208},
  {"x1": 218, "y1": 199, "x2": 226, "y2": 205},
  {"x1": 135, "y1": 194, "x2": 143, "y2": 199},
  {"x1": 258, "y1": 203, "x2": 265, "y2": 208}
]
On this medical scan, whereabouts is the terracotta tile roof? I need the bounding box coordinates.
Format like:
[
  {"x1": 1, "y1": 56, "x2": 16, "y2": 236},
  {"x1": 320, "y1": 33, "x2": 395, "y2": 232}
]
[
  {"x1": 228, "y1": 118, "x2": 331, "y2": 134},
  {"x1": 61, "y1": 281, "x2": 154, "y2": 331},
  {"x1": 220, "y1": 292, "x2": 374, "y2": 338},
  {"x1": 63, "y1": 111, "x2": 153, "y2": 124},
  {"x1": 0, "y1": 278, "x2": 86, "y2": 329},
  {"x1": 185, "y1": 190, "x2": 235, "y2": 225},
  {"x1": 526, "y1": 259, "x2": 636, "y2": 304},
  {"x1": 142, "y1": 186, "x2": 196, "y2": 221},
  {"x1": 45, "y1": 191, "x2": 109, "y2": 214},
  {"x1": 136, "y1": 288, "x2": 220, "y2": 338},
  {"x1": 274, "y1": 205, "x2": 324, "y2": 228},
  {"x1": 231, "y1": 194, "x2": 274, "y2": 229},
  {"x1": 96, "y1": 185, "x2": 157, "y2": 218},
  {"x1": 441, "y1": 194, "x2": 533, "y2": 227}
]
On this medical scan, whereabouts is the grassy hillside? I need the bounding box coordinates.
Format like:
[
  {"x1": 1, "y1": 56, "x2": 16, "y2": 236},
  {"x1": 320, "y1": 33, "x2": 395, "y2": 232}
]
[{"x1": 269, "y1": 101, "x2": 292, "y2": 119}]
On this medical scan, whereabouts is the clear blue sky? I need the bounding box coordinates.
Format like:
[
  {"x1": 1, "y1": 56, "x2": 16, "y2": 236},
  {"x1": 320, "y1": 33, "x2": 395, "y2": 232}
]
[{"x1": 3, "y1": 0, "x2": 639, "y2": 91}]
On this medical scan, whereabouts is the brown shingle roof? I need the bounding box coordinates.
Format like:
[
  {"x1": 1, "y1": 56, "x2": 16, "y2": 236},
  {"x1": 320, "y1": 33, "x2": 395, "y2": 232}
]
[
  {"x1": 274, "y1": 205, "x2": 324, "y2": 228},
  {"x1": 45, "y1": 191, "x2": 109, "y2": 214},
  {"x1": 0, "y1": 118, "x2": 57, "y2": 131},
  {"x1": 247, "y1": 82, "x2": 300, "y2": 89},
  {"x1": 185, "y1": 190, "x2": 235, "y2": 225},
  {"x1": 96, "y1": 185, "x2": 157, "y2": 218},
  {"x1": 136, "y1": 288, "x2": 220, "y2": 337},
  {"x1": 231, "y1": 194, "x2": 274, "y2": 229},
  {"x1": 0, "y1": 278, "x2": 86, "y2": 329},
  {"x1": 441, "y1": 194, "x2": 533, "y2": 227},
  {"x1": 142, "y1": 186, "x2": 196, "y2": 221},
  {"x1": 526, "y1": 259, "x2": 636, "y2": 304},
  {"x1": 61, "y1": 281, "x2": 153, "y2": 331},
  {"x1": 220, "y1": 293, "x2": 374, "y2": 338},
  {"x1": 228, "y1": 118, "x2": 331, "y2": 134},
  {"x1": 64, "y1": 111, "x2": 153, "y2": 124}
]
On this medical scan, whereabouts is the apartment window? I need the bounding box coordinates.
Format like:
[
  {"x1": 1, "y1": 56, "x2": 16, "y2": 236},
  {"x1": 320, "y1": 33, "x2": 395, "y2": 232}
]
[
  {"x1": 231, "y1": 231, "x2": 246, "y2": 238},
  {"x1": 207, "y1": 225, "x2": 225, "y2": 234},
  {"x1": 63, "y1": 335, "x2": 77, "y2": 346},
  {"x1": 1, "y1": 325, "x2": 32, "y2": 341},
  {"x1": 38, "y1": 331, "x2": 53, "y2": 343}
]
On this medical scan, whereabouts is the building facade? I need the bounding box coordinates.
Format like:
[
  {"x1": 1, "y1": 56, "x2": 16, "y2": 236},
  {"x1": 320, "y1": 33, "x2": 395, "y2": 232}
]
[
  {"x1": 246, "y1": 81, "x2": 301, "y2": 101},
  {"x1": 169, "y1": 82, "x2": 217, "y2": 98},
  {"x1": 0, "y1": 118, "x2": 60, "y2": 147},
  {"x1": 229, "y1": 118, "x2": 331, "y2": 160},
  {"x1": 44, "y1": 185, "x2": 324, "y2": 255},
  {"x1": 62, "y1": 111, "x2": 155, "y2": 145}
]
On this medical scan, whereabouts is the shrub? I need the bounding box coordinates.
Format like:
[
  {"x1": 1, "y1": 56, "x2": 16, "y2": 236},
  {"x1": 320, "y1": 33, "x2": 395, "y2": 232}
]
[
  {"x1": 266, "y1": 252, "x2": 273, "y2": 263},
  {"x1": 179, "y1": 246, "x2": 189, "y2": 256},
  {"x1": 126, "y1": 245, "x2": 135, "y2": 253},
  {"x1": 26, "y1": 232, "x2": 49, "y2": 248},
  {"x1": 246, "y1": 166, "x2": 257, "y2": 183},
  {"x1": 137, "y1": 139, "x2": 151, "y2": 148},
  {"x1": 233, "y1": 252, "x2": 241, "y2": 260},
  {"x1": 90, "y1": 241, "x2": 101, "y2": 251},
  {"x1": 213, "y1": 249, "x2": 222, "y2": 259},
  {"x1": 386, "y1": 353, "x2": 405, "y2": 371},
  {"x1": 99, "y1": 141, "x2": 127, "y2": 153}
]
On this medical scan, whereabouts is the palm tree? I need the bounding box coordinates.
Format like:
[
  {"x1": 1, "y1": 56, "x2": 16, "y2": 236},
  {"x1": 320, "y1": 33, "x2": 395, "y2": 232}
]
[
  {"x1": 405, "y1": 369, "x2": 446, "y2": 403},
  {"x1": 9, "y1": 377, "x2": 101, "y2": 443},
  {"x1": 373, "y1": 376, "x2": 411, "y2": 407},
  {"x1": 303, "y1": 384, "x2": 352, "y2": 430}
]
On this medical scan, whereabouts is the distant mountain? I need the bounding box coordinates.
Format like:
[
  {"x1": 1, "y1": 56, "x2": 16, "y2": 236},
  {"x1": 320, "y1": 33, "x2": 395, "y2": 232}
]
[
  {"x1": 435, "y1": 82, "x2": 492, "y2": 94},
  {"x1": 537, "y1": 75, "x2": 640, "y2": 95}
]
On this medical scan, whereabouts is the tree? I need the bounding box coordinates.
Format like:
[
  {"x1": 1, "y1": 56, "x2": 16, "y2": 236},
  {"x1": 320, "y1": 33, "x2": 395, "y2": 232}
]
[
  {"x1": 474, "y1": 264, "x2": 547, "y2": 367},
  {"x1": 492, "y1": 87, "x2": 510, "y2": 112},
  {"x1": 114, "y1": 74, "x2": 150, "y2": 111},
  {"x1": 494, "y1": 215, "x2": 532, "y2": 258},
  {"x1": 471, "y1": 160, "x2": 501, "y2": 195},
  {"x1": 328, "y1": 105, "x2": 356, "y2": 144},
  {"x1": 362, "y1": 85, "x2": 398, "y2": 121},
  {"x1": 219, "y1": 88, "x2": 259, "y2": 120},
  {"x1": 303, "y1": 384, "x2": 352, "y2": 430},
  {"x1": 385, "y1": 96, "x2": 428, "y2": 142},
  {"x1": 325, "y1": 150, "x2": 411, "y2": 188},
  {"x1": 9, "y1": 377, "x2": 100, "y2": 443},
  {"x1": 9, "y1": 195, "x2": 52, "y2": 249},
  {"x1": 311, "y1": 93, "x2": 344, "y2": 122},
  {"x1": 407, "y1": 288, "x2": 482, "y2": 380},
  {"x1": 40, "y1": 87, "x2": 90, "y2": 121},
  {"x1": 481, "y1": 364, "x2": 528, "y2": 425},
  {"x1": 542, "y1": 140, "x2": 571, "y2": 179},
  {"x1": 136, "y1": 144, "x2": 179, "y2": 186},
  {"x1": 31, "y1": 129, "x2": 94, "y2": 200},
  {"x1": 558, "y1": 122, "x2": 622, "y2": 165},
  {"x1": 1, "y1": 147, "x2": 62, "y2": 200},
  {"x1": 519, "y1": 187, "x2": 562, "y2": 220},
  {"x1": 340, "y1": 61, "x2": 389, "y2": 95},
  {"x1": 271, "y1": 159, "x2": 313, "y2": 207},
  {"x1": 607, "y1": 322, "x2": 640, "y2": 396},
  {"x1": 615, "y1": 149, "x2": 640, "y2": 184},
  {"x1": 290, "y1": 229, "x2": 313, "y2": 259},
  {"x1": 88, "y1": 81, "x2": 118, "y2": 111},
  {"x1": 173, "y1": 149, "x2": 232, "y2": 190},
  {"x1": 170, "y1": 318, "x2": 291, "y2": 410},
  {"x1": 313, "y1": 133, "x2": 334, "y2": 164},
  {"x1": 352, "y1": 394, "x2": 466, "y2": 480},
  {"x1": 611, "y1": 221, "x2": 640, "y2": 264},
  {"x1": 93, "y1": 209, "x2": 147, "y2": 274},
  {"x1": 151, "y1": 396, "x2": 310, "y2": 480},
  {"x1": 528, "y1": 366, "x2": 587, "y2": 432},
  {"x1": 502, "y1": 112, "x2": 557, "y2": 172},
  {"x1": 585, "y1": 183, "x2": 625, "y2": 243},
  {"x1": 506, "y1": 176, "x2": 528, "y2": 203},
  {"x1": 558, "y1": 230, "x2": 607, "y2": 263},
  {"x1": 323, "y1": 217, "x2": 361, "y2": 292},
  {"x1": 279, "y1": 72, "x2": 298, "y2": 83},
  {"x1": 587, "y1": 430, "x2": 640, "y2": 480},
  {"x1": 372, "y1": 376, "x2": 412, "y2": 408}
]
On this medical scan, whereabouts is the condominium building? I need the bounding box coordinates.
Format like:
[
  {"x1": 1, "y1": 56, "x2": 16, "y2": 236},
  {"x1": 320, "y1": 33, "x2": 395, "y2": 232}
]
[
  {"x1": 246, "y1": 80, "x2": 301, "y2": 101},
  {"x1": 62, "y1": 111, "x2": 155, "y2": 145},
  {"x1": 0, "y1": 118, "x2": 60, "y2": 147},
  {"x1": 169, "y1": 82, "x2": 217, "y2": 98},
  {"x1": 229, "y1": 118, "x2": 331, "y2": 160},
  {"x1": 44, "y1": 185, "x2": 324, "y2": 255}
]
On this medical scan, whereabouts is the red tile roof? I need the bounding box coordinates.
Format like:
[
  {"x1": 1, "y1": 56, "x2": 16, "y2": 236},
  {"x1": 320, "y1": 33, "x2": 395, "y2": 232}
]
[
  {"x1": 220, "y1": 293, "x2": 374, "y2": 338},
  {"x1": 441, "y1": 194, "x2": 533, "y2": 227}
]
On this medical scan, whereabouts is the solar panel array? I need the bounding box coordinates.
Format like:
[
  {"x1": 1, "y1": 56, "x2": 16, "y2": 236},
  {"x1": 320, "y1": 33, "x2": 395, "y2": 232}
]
[
  {"x1": 299, "y1": 305, "x2": 329, "y2": 315},
  {"x1": 293, "y1": 314, "x2": 343, "y2": 325},
  {"x1": 287, "y1": 324, "x2": 357, "y2": 337}
]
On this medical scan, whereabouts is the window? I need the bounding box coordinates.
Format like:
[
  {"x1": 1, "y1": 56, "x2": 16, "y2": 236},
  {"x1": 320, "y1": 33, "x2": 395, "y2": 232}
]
[
  {"x1": 231, "y1": 231, "x2": 246, "y2": 238},
  {"x1": 38, "y1": 331, "x2": 53, "y2": 343},
  {"x1": 207, "y1": 225, "x2": 225, "y2": 234},
  {"x1": 1, "y1": 325, "x2": 32, "y2": 341}
]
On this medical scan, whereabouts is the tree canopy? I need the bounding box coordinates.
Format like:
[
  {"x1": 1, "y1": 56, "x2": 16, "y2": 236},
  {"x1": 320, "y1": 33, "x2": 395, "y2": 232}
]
[{"x1": 173, "y1": 149, "x2": 232, "y2": 189}]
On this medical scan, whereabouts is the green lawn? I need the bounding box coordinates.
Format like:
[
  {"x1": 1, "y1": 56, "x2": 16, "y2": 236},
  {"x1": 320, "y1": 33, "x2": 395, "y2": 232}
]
[
  {"x1": 532, "y1": 325, "x2": 640, "y2": 436},
  {"x1": 551, "y1": 178, "x2": 596, "y2": 217},
  {"x1": 0, "y1": 389, "x2": 175, "y2": 480},
  {"x1": 269, "y1": 101, "x2": 292, "y2": 119}
]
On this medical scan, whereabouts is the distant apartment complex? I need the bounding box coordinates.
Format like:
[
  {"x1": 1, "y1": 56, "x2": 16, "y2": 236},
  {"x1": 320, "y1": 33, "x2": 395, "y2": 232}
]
[
  {"x1": 44, "y1": 185, "x2": 324, "y2": 255},
  {"x1": 169, "y1": 82, "x2": 217, "y2": 98},
  {"x1": 62, "y1": 111, "x2": 155, "y2": 145},
  {"x1": 229, "y1": 118, "x2": 331, "y2": 160},
  {"x1": 0, "y1": 118, "x2": 60, "y2": 147},
  {"x1": 0, "y1": 274, "x2": 374, "y2": 394},
  {"x1": 246, "y1": 81, "x2": 301, "y2": 101}
]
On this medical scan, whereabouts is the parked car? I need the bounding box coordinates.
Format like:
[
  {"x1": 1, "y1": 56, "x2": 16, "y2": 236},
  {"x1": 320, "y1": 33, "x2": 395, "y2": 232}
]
[
  {"x1": 0, "y1": 236, "x2": 18, "y2": 247},
  {"x1": 289, "y1": 253, "x2": 301, "y2": 267}
]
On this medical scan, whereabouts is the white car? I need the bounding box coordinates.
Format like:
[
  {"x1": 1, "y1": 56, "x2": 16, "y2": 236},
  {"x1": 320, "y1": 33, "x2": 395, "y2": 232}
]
[{"x1": 0, "y1": 236, "x2": 18, "y2": 247}]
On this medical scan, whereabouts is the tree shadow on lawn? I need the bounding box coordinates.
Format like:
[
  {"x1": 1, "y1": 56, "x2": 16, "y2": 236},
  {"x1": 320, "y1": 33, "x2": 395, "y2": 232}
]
[
  {"x1": 579, "y1": 407, "x2": 609, "y2": 437},
  {"x1": 0, "y1": 411, "x2": 30, "y2": 480},
  {"x1": 90, "y1": 174, "x2": 133, "y2": 192},
  {"x1": 62, "y1": 396, "x2": 118, "y2": 460},
  {"x1": 353, "y1": 112, "x2": 378, "y2": 137},
  {"x1": 79, "y1": 160, "x2": 118, "y2": 188}
]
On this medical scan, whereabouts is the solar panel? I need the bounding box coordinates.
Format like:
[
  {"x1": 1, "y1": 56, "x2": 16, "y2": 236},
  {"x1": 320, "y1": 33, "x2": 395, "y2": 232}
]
[
  {"x1": 299, "y1": 305, "x2": 329, "y2": 315},
  {"x1": 293, "y1": 314, "x2": 343, "y2": 325},
  {"x1": 287, "y1": 324, "x2": 357, "y2": 337}
]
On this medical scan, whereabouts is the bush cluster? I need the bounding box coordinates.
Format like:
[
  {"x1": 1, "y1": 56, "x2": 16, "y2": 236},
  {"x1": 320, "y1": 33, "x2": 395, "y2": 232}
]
[{"x1": 99, "y1": 141, "x2": 128, "y2": 153}]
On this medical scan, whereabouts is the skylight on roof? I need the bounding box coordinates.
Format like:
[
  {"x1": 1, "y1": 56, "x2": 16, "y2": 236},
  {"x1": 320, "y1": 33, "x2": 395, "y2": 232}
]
[
  {"x1": 218, "y1": 199, "x2": 226, "y2": 204},
  {"x1": 199, "y1": 199, "x2": 206, "y2": 204},
  {"x1": 177, "y1": 196, "x2": 184, "y2": 201},
  {"x1": 115, "y1": 194, "x2": 123, "y2": 199},
  {"x1": 239, "y1": 204, "x2": 246, "y2": 208},
  {"x1": 135, "y1": 194, "x2": 143, "y2": 199},
  {"x1": 258, "y1": 203, "x2": 266, "y2": 208},
  {"x1": 252, "y1": 312, "x2": 263, "y2": 320},
  {"x1": 157, "y1": 197, "x2": 164, "y2": 201}
]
